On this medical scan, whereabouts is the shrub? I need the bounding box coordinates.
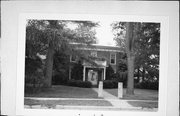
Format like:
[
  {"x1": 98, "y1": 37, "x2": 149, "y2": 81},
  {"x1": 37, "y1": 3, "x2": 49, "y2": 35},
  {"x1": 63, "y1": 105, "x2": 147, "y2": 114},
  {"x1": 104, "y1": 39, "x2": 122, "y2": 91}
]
[
  {"x1": 25, "y1": 68, "x2": 44, "y2": 94},
  {"x1": 25, "y1": 57, "x2": 44, "y2": 94},
  {"x1": 67, "y1": 80, "x2": 92, "y2": 88},
  {"x1": 103, "y1": 80, "x2": 118, "y2": 89},
  {"x1": 110, "y1": 72, "x2": 127, "y2": 88},
  {"x1": 52, "y1": 74, "x2": 68, "y2": 85},
  {"x1": 135, "y1": 81, "x2": 159, "y2": 90},
  {"x1": 25, "y1": 57, "x2": 42, "y2": 75},
  {"x1": 71, "y1": 61, "x2": 83, "y2": 80},
  {"x1": 106, "y1": 65, "x2": 115, "y2": 80}
]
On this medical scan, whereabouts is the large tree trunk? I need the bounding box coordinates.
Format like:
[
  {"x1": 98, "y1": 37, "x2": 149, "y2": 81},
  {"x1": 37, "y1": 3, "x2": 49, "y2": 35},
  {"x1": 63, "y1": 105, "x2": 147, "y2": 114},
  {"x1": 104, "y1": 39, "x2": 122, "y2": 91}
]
[
  {"x1": 126, "y1": 22, "x2": 135, "y2": 95},
  {"x1": 126, "y1": 55, "x2": 135, "y2": 94},
  {"x1": 44, "y1": 43, "x2": 54, "y2": 87}
]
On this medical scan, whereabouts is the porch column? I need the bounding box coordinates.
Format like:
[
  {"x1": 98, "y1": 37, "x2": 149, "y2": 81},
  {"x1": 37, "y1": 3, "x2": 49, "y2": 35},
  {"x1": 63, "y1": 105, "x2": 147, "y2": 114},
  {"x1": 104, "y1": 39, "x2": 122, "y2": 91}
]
[
  {"x1": 83, "y1": 66, "x2": 86, "y2": 81},
  {"x1": 103, "y1": 67, "x2": 106, "y2": 80}
]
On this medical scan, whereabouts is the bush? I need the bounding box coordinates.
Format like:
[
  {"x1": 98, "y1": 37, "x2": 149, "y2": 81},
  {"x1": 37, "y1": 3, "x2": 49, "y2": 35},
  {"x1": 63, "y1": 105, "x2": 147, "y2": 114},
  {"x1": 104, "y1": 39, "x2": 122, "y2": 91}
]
[
  {"x1": 25, "y1": 57, "x2": 44, "y2": 94},
  {"x1": 108, "y1": 72, "x2": 127, "y2": 88},
  {"x1": 71, "y1": 61, "x2": 83, "y2": 80},
  {"x1": 25, "y1": 57, "x2": 42, "y2": 75},
  {"x1": 25, "y1": 68, "x2": 44, "y2": 94},
  {"x1": 52, "y1": 74, "x2": 68, "y2": 85},
  {"x1": 103, "y1": 80, "x2": 118, "y2": 89},
  {"x1": 135, "y1": 81, "x2": 159, "y2": 90},
  {"x1": 67, "y1": 80, "x2": 92, "y2": 88},
  {"x1": 106, "y1": 65, "x2": 115, "y2": 80}
]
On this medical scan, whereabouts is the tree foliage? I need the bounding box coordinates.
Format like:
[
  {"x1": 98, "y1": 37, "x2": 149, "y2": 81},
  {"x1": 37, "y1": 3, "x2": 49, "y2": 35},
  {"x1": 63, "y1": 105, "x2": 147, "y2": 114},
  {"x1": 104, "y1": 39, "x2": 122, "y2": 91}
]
[
  {"x1": 71, "y1": 61, "x2": 84, "y2": 80},
  {"x1": 25, "y1": 19, "x2": 98, "y2": 87},
  {"x1": 112, "y1": 22, "x2": 160, "y2": 91},
  {"x1": 106, "y1": 65, "x2": 115, "y2": 80}
]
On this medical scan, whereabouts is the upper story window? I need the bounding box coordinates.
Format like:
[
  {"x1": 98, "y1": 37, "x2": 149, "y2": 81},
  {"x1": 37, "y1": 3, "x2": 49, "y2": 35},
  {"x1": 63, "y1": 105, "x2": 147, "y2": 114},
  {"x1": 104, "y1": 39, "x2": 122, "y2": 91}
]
[
  {"x1": 110, "y1": 53, "x2": 116, "y2": 65},
  {"x1": 90, "y1": 51, "x2": 97, "y2": 57},
  {"x1": 70, "y1": 55, "x2": 77, "y2": 62}
]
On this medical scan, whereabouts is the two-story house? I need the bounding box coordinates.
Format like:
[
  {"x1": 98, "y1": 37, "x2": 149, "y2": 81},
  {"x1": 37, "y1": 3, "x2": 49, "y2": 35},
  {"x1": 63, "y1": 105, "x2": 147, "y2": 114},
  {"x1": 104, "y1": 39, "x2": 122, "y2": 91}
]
[{"x1": 69, "y1": 43, "x2": 123, "y2": 86}]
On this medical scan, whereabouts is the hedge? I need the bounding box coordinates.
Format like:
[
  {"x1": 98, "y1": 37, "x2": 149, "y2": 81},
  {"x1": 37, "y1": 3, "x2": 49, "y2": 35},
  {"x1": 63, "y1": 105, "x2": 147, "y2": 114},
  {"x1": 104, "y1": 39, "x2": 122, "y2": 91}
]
[
  {"x1": 52, "y1": 75, "x2": 68, "y2": 85},
  {"x1": 67, "y1": 80, "x2": 92, "y2": 88},
  {"x1": 103, "y1": 80, "x2": 118, "y2": 89},
  {"x1": 135, "y1": 81, "x2": 159, "y2": 90}
]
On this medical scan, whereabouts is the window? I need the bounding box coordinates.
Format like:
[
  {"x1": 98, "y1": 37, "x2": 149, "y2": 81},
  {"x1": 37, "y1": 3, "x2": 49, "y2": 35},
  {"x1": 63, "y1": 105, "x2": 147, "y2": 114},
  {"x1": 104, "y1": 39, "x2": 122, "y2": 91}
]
[
  {"x1": 110, "y1": 53, "x2": 116, "y2": 65},
  {"x1": 70, "y1": 55, "x2": 77, "y2": 62},
  {"x1": 90, "y1": 51, "x2": 97, "y2": 57}
]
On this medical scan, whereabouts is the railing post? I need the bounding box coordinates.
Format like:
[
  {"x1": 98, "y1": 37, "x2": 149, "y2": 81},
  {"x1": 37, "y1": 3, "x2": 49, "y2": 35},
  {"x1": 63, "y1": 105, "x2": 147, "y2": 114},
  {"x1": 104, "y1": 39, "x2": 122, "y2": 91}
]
[
  {"x1": 98, "y1": 81, "x2": 103, "y2": 97},
  {"x1": 118, "y1": 82, "x2": 123, "y2": 99},
  {"x1": 83, "y1": 66, "x2": 86, "y2": 81}
]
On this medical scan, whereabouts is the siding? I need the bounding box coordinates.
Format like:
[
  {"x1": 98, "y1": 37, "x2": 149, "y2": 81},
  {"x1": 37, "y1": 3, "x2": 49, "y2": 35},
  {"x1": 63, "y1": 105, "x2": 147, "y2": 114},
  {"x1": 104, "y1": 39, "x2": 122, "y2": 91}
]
[{"x1": 69, "y1": 46, "x2": 122, "y2": 73}]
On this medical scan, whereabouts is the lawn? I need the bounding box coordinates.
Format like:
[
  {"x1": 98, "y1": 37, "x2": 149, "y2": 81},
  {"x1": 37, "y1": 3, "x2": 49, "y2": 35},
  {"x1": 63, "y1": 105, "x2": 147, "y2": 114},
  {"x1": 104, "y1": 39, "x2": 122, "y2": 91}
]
[
  {"x1": 25, "y1": 85, "x2": 113, "y2": 107},
  {"x1": 25, "y1": 85, "x2": 99, "y2": 98},
  {"x1": 104, "y1": 88, "x2": 158, "y2": 101},
  {"x1": 24, "y1": 85, "x2": 158, "y2": 109},
  {"x1": 25, "y1": 85, "x2": 158, "y2": 100},
  {"x1": 127, "y1": 101, "x2": 158, "y2": 108}
]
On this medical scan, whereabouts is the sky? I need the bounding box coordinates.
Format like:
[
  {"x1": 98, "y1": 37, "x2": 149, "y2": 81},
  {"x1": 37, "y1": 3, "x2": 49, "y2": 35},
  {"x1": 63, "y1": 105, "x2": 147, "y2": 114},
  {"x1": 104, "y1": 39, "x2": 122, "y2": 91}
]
[
  {"x1": 66, "y1": 20, "x2": 116, "y2": 46},
  {"x1": 95, "y1": 20, "x2": 116, "y2": 46}
]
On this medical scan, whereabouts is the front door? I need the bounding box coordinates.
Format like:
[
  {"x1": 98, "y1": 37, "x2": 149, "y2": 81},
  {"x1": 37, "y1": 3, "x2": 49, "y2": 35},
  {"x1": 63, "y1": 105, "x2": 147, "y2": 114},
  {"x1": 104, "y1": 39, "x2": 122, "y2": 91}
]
[{"x1": 88, "y1": 70, "x2": 98, "y2": 86}]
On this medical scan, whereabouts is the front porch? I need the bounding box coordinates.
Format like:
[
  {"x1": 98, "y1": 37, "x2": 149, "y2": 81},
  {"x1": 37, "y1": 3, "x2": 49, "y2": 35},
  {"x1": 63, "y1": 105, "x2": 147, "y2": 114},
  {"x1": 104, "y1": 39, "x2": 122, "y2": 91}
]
[{"x1": 82, "y1": 60, "x2": 107, "y2": 86}]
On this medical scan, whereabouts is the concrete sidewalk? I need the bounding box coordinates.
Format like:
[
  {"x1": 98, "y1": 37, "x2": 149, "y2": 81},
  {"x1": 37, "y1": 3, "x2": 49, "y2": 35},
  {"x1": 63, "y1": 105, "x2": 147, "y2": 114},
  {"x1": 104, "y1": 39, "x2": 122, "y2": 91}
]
[
  {"x1": 92, "y1": 88, "x2": 137, "y2": 109},
  {"x1": 24, "y1": 96, "x2": 157, "y2": 111}
]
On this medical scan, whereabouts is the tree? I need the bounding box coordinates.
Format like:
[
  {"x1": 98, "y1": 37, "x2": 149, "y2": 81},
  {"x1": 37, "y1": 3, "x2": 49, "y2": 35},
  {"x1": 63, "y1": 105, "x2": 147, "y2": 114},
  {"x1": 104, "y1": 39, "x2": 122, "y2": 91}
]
[
  {"x1": 125, "y1": 22, "x2": 135, "y2": 95},
  {"x1": 71, "y1": 61, "x2": 83, "y2": 80},
  {"x1": 106, "y1": 65, "x2": 115, "y2": 80},
  {"x1": 26, "y1": 20, "x2": 98, "y2": 87},
  {"x1": 134, "y1": 23, "x2": 160, "y2": 82},
  {"x1": 112, "y1": 22, "x2": 160, "y2": 94}
]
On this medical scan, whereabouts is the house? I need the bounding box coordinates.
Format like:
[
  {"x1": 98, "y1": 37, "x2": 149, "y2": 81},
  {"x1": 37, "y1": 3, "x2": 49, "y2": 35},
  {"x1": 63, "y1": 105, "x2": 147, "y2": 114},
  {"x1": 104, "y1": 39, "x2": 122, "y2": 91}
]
[{"x1": 68, "y1": 43, "x2": 123, "y2": 86}]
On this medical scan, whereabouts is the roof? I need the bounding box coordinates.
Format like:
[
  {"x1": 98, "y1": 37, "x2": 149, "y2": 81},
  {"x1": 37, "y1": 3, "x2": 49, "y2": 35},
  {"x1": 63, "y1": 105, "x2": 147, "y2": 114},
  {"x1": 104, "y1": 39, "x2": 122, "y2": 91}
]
[{"x1": 70, "y1": 43, "x2": 123, "y2": 52}]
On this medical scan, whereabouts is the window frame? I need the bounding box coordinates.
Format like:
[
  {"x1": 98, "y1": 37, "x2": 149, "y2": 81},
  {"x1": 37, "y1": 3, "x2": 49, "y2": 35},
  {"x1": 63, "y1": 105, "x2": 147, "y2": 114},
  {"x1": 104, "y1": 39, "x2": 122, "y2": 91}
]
[
  {"x1": 110, "y1": 53, "x2": 116, "y2": 65},
  {"x1": 70, "y1": 55, "x2": 77, "y2": 62},
  {"x1": 90, "y1": 51, "x2": 97, "y2": 57}
]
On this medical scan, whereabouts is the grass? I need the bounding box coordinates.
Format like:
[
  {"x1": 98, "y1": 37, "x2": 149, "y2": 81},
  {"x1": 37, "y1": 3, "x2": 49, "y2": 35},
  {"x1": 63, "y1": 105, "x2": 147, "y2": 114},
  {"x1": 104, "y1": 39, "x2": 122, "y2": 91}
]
[
  {"x1": 24, "y1": 99, "x2": 112, "y2": 107},
  {"x1": 104, "y1": 88, "x2": 158, "y2": 109},
  {"x1": 25, "y1": 85, "x2": 99, "y2": 98},
  {"x1": 25, "y1": 85, "x2": 158, "y2": 109},
  {"x1": 104, "y1": 88, "x2": 158, "y2": 100},
  {"x1": 25, "y1": 85, "x2": 158, "y2": 100},
  {"x1": 127, "y1": 101, "x2": 158, "y2": 108}
]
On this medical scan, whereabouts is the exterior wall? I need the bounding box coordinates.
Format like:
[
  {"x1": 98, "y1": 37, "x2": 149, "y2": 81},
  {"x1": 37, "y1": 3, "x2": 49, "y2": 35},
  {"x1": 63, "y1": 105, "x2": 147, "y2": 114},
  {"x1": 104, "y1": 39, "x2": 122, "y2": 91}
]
[
  {"x1": 69, "y1": 50, "x2": 121, "y2": 73},
  {"x1": 68, "y1": 45, "x2": 123, "y2": 83},
  {"x1": 97, "y1": 51, "x2": 116, "y2": 72},
  {"x1": 115, "y1": 52, "x2": 121, "y2": 72}
]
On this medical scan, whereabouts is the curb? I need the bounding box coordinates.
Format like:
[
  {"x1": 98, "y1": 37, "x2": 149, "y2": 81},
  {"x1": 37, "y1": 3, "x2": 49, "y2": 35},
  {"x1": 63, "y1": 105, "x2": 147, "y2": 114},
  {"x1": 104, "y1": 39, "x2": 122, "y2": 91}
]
[{"x1": 24, "y1": 105, "x2": 158, "y2": 111}]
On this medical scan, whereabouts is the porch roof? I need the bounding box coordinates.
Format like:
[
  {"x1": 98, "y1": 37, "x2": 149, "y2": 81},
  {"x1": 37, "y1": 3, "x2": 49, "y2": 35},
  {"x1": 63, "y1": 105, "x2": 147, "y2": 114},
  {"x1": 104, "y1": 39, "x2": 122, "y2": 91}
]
[{"x1": 82, "y1": 60, "x2": 107, "y2": 68}]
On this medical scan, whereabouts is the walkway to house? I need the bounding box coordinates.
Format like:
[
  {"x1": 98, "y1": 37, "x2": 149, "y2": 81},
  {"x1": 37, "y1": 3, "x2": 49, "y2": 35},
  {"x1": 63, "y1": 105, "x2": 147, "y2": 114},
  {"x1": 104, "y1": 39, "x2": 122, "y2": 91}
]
[{"x1": 92, "y1": 88, "x2": 140, "y2": 109}]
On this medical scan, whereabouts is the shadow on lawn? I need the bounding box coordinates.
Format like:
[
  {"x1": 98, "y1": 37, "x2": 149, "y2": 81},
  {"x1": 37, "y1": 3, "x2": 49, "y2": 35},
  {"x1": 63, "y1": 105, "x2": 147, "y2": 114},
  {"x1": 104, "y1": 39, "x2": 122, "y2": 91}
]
[{"x1": 24, "y1": 85, "x2": 114, "y2": 107}]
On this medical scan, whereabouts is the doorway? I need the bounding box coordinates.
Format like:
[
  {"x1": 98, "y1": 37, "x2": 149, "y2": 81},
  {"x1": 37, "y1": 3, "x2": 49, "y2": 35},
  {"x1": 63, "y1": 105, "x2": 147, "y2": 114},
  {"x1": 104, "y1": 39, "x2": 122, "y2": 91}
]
[{"x1": 88, "y1": 70, "x2": 98, "y2": 86}]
